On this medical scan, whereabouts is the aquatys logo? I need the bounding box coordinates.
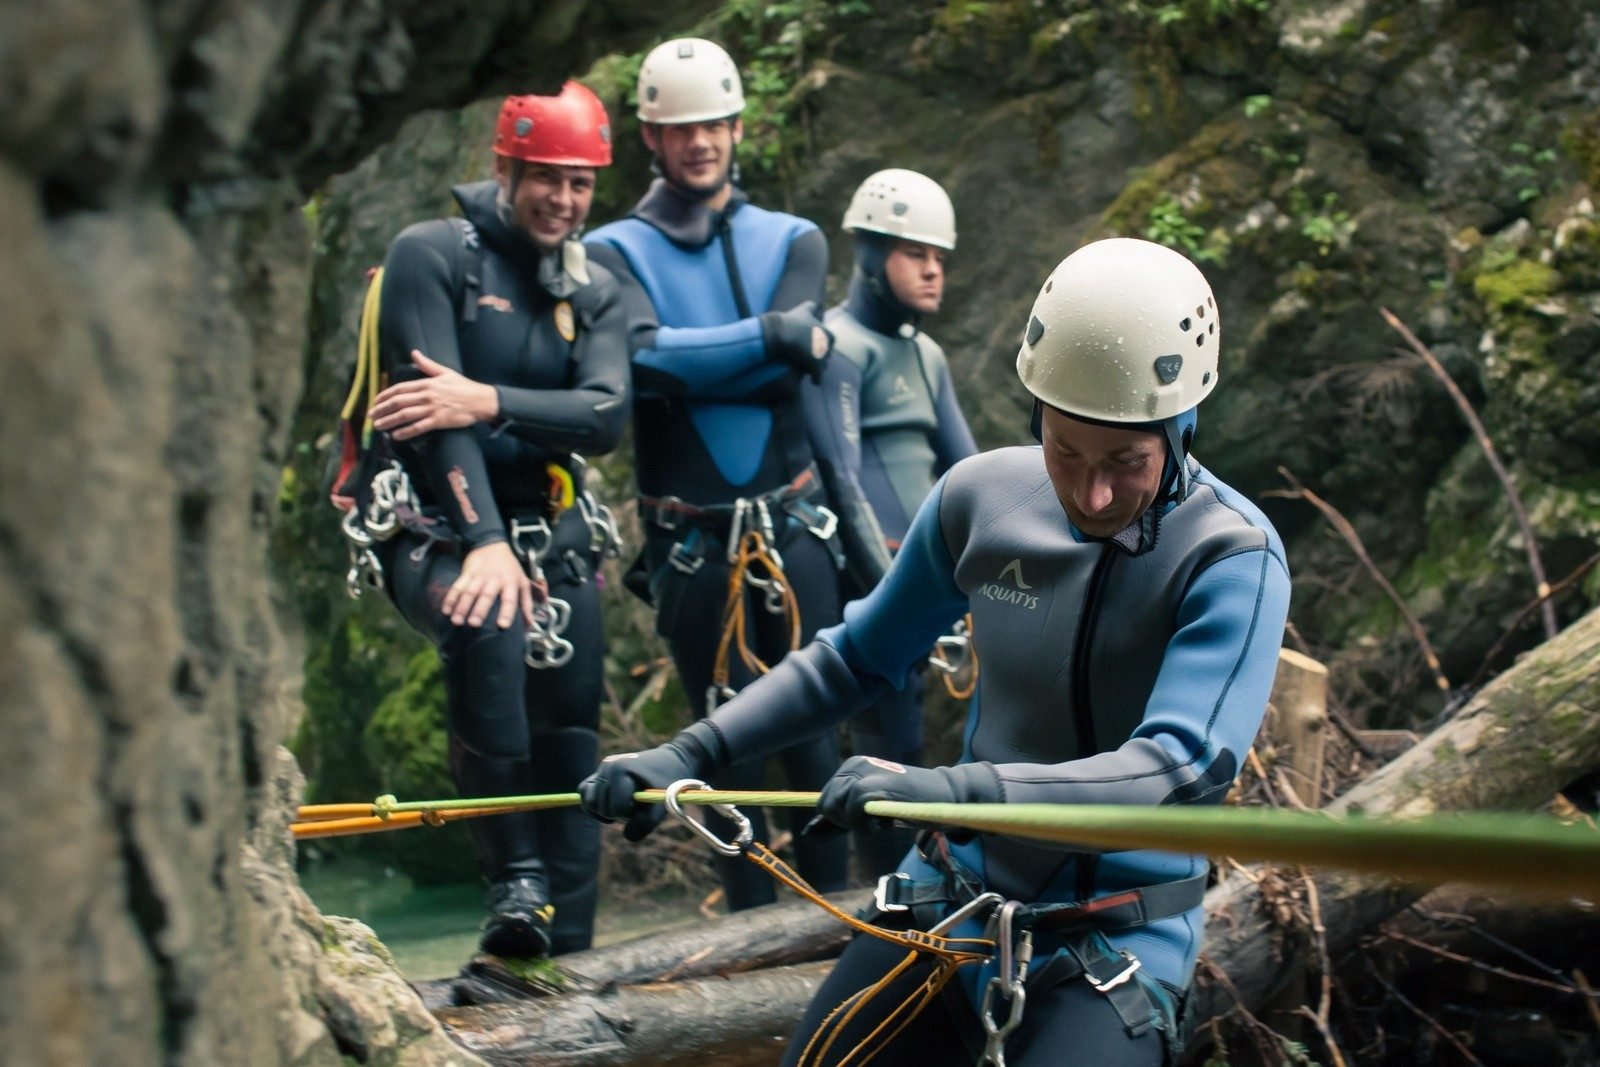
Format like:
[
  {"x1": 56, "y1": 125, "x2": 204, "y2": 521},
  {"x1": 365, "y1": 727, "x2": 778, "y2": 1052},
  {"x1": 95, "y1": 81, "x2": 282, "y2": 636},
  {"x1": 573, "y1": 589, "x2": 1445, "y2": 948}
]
[{"x1": 979, "y1": 558, "x2": 1039, "y2": 610}]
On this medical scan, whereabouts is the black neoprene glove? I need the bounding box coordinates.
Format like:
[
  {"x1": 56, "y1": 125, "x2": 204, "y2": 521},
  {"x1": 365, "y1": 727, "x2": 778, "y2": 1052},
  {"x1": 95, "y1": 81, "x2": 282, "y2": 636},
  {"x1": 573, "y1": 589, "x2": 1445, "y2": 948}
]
[
  {"x1": 811, "y1": 756, "x2": 1005, "y2": 834},
  {"x1": 578, "y1": 720, "x2": 726, "y2": 842},
  {"x1": 760, "y1": 300, "x2": 831, "y2": 382}
]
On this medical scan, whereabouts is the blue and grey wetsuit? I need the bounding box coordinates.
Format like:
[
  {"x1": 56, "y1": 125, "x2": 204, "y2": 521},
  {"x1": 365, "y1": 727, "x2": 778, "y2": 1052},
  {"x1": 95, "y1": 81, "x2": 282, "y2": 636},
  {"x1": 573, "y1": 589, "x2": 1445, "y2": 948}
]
[
  {"x1": 375, "y1": 179, "x2": 629, "y2": 953},
  {"x1": 819, "y1": 268, "x2": 978, "y2": 875},
  {"x1": 585, "y1": 179, "x2": 850, "y2": 909},
  {"x1": 696, "y1": 445, "x2": 1290, "y2": 1051},
  {"x1": 826, "y1": 275, "x2": 977, "y2": 549}
]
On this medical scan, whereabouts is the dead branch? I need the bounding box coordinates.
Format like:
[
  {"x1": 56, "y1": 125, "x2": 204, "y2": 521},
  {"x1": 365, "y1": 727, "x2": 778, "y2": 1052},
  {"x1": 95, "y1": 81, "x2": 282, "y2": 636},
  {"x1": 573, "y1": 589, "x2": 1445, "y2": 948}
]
[
  {"x1": 1466, "y1": 549, "x2": 1600, "y2": 691},
  {"x1": 1264, "y1": 466, "x2": 1450, "y2": 692},
  {"x1": 1380, "y1": 306, "x2": 1557, "y2": 639}
]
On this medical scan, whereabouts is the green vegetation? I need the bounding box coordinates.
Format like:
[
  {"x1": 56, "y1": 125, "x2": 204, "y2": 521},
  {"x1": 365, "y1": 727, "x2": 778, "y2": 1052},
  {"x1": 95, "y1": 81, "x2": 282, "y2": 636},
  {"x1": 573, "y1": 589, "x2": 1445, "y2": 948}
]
[
  {"x1": 1144, "y1": 192, "x2": 1211, "y2": 260},
  {"x1": 1473, "y1": 257, "x2": 1559, "y2": 310}
]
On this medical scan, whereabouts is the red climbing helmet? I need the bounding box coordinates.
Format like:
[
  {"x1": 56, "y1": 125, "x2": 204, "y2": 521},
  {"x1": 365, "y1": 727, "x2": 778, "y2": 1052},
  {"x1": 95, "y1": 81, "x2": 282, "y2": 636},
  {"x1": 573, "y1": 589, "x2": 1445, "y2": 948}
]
[{"x1": 493, "y1": 82, "x2": 613, "y2": 167}]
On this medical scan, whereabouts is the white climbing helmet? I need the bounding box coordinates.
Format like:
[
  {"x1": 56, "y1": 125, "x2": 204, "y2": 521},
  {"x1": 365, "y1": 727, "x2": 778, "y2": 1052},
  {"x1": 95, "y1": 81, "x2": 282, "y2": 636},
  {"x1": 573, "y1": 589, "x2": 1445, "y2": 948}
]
[
  {"x1": 636, "y1": 38, "x2": 746, "y2": 125},
  {"x1": 1016, "y1": 238, "x2": 1219, "y2": 423},
  {"x1": 841, "y1": 168, "x2": 957, "y2": 251}
]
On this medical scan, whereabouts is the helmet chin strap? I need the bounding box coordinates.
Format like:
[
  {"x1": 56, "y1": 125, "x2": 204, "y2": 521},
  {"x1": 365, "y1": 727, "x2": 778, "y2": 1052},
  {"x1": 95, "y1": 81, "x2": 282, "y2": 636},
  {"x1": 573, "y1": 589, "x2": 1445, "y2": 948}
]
[{"x1": 1159, "y1": 414, "x2": 1195, "y2": 503}]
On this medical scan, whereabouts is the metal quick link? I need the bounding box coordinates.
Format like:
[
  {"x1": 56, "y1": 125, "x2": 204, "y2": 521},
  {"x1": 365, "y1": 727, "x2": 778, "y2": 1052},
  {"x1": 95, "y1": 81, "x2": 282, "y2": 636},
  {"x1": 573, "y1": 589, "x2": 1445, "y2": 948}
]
[
  {"x1": 577, "y1": 490, "x2": 623, "y2": 560},
  {"x1": 364, "y1": 462, "x2": 418, "y2": 541},
  {"x1": 979, "y1": 901, "x2": 1033, "y2": 1067},
  {"x1": 341, "y1": 509, "x2": 385, "y2": 599},
  {"x1": 509, "y1": 517, "x2": 574, "y2": 669}
]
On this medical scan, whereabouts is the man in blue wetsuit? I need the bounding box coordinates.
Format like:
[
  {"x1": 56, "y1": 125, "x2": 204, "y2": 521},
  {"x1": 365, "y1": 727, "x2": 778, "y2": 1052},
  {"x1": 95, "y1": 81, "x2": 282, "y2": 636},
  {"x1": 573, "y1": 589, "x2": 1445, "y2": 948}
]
[
  {"x1": 584, "y1": 37, "x2": 849, "y2": 910},
  {"x1": 825, "y1": 168, "x2": 978, "y2": 876},
  {"x1": 581, "y1": 238, "x2": 1292, "y2": 1064}
]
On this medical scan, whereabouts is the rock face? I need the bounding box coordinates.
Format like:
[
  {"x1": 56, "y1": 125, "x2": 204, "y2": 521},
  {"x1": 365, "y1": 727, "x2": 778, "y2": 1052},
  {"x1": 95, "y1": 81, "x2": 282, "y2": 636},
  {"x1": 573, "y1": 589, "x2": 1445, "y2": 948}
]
[{"x1": 0, "y1": 2, "x2": 709, "y2": 1064}]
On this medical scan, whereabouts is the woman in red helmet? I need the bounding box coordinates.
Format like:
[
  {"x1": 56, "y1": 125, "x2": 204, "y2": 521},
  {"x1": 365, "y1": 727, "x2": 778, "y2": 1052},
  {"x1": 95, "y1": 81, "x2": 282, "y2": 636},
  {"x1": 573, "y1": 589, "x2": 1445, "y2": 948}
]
[{"x1": 360, "y1": 82, "x2": 628, "y2": 959}]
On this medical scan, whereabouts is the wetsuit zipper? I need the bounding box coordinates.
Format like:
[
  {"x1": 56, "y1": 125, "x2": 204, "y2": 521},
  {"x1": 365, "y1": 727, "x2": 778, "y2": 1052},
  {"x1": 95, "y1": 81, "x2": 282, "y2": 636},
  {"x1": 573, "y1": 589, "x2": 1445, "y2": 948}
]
[{"x1": 1071, "y1": 542, "x2": 1118, "y2": 901}]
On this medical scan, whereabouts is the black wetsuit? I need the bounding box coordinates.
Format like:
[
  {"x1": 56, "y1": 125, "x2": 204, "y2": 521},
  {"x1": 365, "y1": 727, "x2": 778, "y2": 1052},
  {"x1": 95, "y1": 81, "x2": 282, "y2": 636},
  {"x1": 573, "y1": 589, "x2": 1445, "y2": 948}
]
[
  {"x1": 586, "y1": 181, "x2": 850, "y2": 909},
  {"x1": 375, "y1": 179, "x2": 629, "y2": 953}
]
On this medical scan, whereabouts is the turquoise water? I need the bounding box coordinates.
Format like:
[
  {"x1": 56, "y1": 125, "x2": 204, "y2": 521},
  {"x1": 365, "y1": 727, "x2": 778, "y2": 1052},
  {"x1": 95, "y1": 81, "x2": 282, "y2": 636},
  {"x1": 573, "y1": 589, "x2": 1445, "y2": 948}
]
[{"x1": 299, "y1": 857, "x2": 703, "y2": 979}]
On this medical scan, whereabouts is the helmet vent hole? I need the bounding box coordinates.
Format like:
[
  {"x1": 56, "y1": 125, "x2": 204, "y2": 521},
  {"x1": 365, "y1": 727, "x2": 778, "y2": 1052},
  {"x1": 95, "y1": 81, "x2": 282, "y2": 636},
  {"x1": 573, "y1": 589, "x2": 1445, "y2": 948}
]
[
  {"x1": 1196, "y1": 305, "x2": 1205, "y2": 318},
  {"x1": 1195, "y1": 334, "x2": 1205, "y2": 347},
  {"x1": 1026, "y1": 315, "x2": 1046, "y2": 346},
  {"x1": 1207, "y1": 296, "x2": 1214, "y2": 307},
  {"x1": 1203, "y1": 371, "x2": 1212, "y2": 385},
  {"x1": 1179, "y1": 317, "x2": 1191, "y2": 332},
  {"x1": 1208, "y1": 321, "x2": 1215, "y2": 335},
  {"x1": 1044, "y1": 279, "x2": 1053, "y2": 294}
]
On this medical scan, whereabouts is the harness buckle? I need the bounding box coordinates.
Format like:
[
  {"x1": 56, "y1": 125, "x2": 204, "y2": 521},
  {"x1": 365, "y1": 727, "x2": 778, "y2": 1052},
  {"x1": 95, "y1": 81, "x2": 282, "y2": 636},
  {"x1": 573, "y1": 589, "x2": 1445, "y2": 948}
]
[
  {"x1": 873, "y1": 872, "x2": 912, "y2": 914},
  {"x1": 804, "y1": 503, "x2": 838, "y2": 541},
  {"x1": 650, "y1": 495, "x2": 685, "y2": 532},
  {"x1": 669, "y1": 538, "x2": 705, "y2": 576},
  {"x1": 1085, "y1": 950, "x2": 1142, "y2": 993}
]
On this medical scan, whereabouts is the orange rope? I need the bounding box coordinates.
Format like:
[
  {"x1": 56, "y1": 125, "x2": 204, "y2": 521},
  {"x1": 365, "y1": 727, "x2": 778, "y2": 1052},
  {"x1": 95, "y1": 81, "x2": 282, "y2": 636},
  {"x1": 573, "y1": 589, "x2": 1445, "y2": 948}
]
[
  {"x1": 741, "y1": 843, "x2": 992, "y2": 1066},
  {"x1": 711, "y1": 528, "x2": 802, "y2": 693},
  {"x1": 289, "y1": 804, "x2": 526, "y2": 839}
]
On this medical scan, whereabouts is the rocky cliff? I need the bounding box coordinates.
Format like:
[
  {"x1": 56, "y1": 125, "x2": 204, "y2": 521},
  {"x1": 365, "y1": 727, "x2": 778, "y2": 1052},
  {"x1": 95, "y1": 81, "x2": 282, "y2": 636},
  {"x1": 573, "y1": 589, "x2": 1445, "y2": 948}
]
[{"x1": 0, "y1": 2, "x2": 708, "y2": 1063}]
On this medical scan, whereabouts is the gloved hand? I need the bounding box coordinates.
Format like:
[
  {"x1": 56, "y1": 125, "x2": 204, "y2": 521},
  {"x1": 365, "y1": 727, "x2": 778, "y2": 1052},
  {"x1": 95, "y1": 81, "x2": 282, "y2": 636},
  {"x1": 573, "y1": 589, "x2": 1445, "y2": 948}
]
[
  {"x1": 760, "y1": 300, "x2": 831, "y2": 382},
  {"x1": 809, "y1": 756, "x2": 1004, "y2": 834},
  {"x1": 578, "y1": 720, "x2": 725, "y2": 841}
]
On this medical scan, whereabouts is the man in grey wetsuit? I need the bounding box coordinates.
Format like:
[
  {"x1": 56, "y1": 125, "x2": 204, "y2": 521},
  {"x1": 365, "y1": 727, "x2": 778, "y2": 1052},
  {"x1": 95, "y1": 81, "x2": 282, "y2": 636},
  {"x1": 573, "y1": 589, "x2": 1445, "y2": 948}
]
[
  {"x1": 581, "y1": 238, "x2": 1291, "y2": 1064},
  {"x1": 824, "y1": 168, "x2": 977, "y2": 876}
]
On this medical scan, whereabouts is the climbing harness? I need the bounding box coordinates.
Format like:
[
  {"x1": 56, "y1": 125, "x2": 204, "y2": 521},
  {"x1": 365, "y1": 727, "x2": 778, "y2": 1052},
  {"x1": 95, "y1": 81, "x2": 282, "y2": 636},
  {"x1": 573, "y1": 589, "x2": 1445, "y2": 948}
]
[
  {"x1": 928, "y1": 614, "x2": 979, "y2": 700},
  {"x1": 639, "y1": 467, "x2": 837, "y2": 711}
]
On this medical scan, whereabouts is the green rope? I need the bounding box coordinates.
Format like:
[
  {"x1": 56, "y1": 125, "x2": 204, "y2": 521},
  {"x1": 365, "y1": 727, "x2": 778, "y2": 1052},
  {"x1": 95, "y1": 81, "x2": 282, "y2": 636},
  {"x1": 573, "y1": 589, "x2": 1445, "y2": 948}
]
[
  {"x1": 867, "y1": 801, "x2": 1600, "y2": 900},
  {"x1": 330, "y1": 788, "x2": 1600, "y2": 900}
]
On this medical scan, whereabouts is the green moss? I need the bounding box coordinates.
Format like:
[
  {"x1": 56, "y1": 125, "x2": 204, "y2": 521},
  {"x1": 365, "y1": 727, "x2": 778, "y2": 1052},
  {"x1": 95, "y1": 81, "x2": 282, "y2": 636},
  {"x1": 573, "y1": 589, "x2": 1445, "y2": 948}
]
[
  {"x1": 499, "y1": 956, "x2": 570, "y2": 989},
  {"x1": 364, "y1": 648, "x2": 451, "y2": 801},
  {"x1": 1559, "y1": 111, "x2": 1600, "y2": 191},
  {"x1": 1472, "y1": 258, "x2": 1559, "y2": 310}
]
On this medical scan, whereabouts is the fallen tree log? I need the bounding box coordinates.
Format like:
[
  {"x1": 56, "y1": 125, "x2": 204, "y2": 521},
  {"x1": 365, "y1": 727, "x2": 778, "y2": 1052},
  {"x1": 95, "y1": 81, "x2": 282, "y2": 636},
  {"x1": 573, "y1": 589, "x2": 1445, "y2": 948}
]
[
  {"x1": 1195, "y1": 606, "x2": 1600, "y2": 1024},
  {"x1": 1358, "y1": 882, "x2": 1600, "y2": 984},
  {"x1": 436, "y1": 961, "x2": 833, "y2": 1066},
  {"x1": 413, "y1": 890, "x2": 870, "y2": 1010}
]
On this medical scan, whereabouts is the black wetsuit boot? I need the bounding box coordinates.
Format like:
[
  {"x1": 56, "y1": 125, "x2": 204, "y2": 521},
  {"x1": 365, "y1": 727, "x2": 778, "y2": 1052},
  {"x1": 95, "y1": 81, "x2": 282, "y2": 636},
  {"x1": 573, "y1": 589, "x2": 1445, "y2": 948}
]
[{"x1": 451, "y1": 742, "x2": 553, "y2": 958}]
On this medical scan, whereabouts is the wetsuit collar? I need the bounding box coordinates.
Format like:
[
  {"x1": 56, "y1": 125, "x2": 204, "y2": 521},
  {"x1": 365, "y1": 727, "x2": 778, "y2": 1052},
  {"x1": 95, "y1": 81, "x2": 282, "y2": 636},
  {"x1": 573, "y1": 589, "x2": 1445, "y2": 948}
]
[
  {"x1": 845, "y1": 232, "x2": 920, "y2": 337},
  {"x1": 845, "y1": 269, "x2": 919, "y2": 337},
  {"x1": 631, "y1": 177, "x2": 749, "y2": 249},
  {"x1": 451, "y1": 179, "x2": 587, "y2": 299}
]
